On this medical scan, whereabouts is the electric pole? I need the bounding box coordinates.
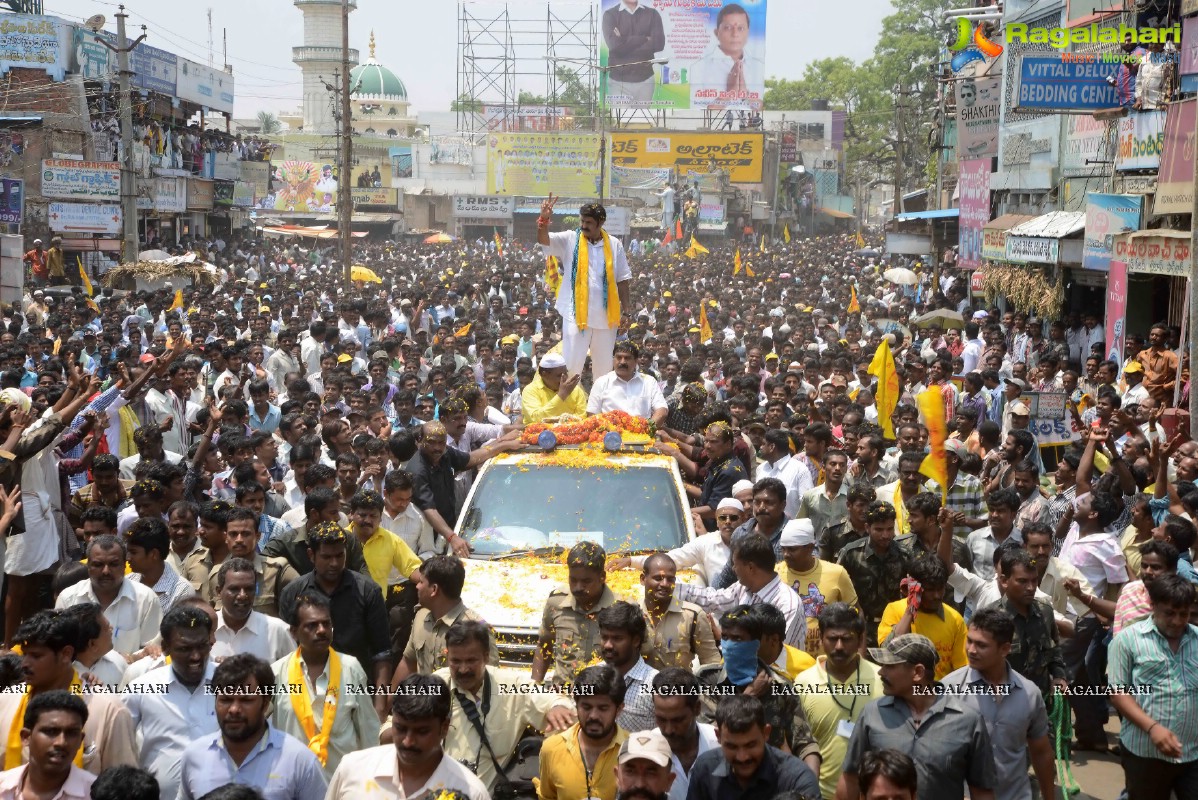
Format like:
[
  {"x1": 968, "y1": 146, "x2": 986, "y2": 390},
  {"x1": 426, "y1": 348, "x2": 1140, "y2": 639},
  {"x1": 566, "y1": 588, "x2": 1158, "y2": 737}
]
[
  {"x1": 100, "y1": 6, "x2": 145, "y2": 265},
  {"x1": 339, "y1": 0, "x2": 353, "y2": 285},
  {"x1": 893, "y1": 82, "x2": 905, "y2": 218}
]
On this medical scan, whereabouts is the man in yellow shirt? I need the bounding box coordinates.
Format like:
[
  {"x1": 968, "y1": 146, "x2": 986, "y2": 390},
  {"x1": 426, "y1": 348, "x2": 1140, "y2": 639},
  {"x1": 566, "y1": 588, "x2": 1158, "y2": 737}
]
[
  {"x1": 537, "y1": 663, "x2": 628, "y2": 800},
  {"x1": 877, "y1": 556, "x2": 967, "y2": 680},
  {"x1": 347, "y1": 489, "x2": 421, "y2": 591},
  {"x1": 522, "y1": 353, "x2": 588, "y2": 424},
  {"x1": 775, "y1": 519, "x2": 858, "y2": 655},
  {"x1": 795, "y1": 603, "x2": 883, "y2": 800}
]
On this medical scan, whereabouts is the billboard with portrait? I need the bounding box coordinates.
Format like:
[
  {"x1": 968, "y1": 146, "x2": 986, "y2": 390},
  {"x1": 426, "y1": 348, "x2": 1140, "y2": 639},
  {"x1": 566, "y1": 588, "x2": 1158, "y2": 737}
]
[
  {"x1": 599, "y1": 0, "x2": 768, "y2": 111},
  {"x1": 486, "y1": 134, "x2": 601, "y2": 198}
]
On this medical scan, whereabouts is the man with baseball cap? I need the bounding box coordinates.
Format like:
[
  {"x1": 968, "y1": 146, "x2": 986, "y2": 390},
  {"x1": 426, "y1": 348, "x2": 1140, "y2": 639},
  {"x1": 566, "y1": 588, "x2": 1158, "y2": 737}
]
[
  {"x1": 519, "y1": 351, "x2": 587, "y2": 424},
  {"x1": 838, "y1": 633, "x2": 997, "y2": 800},
  {"x1": 614, "y1": 729, "x2": 676, "y2": 800}
]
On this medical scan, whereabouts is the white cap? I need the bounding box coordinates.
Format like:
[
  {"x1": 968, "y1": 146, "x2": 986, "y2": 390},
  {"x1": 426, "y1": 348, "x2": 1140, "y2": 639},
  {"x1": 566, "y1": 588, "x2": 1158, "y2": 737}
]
[
  {"x1": 732, "y1": 480, "x2": 755, "y2": 496},
  {"x1": 780, "y1": 518, "x2": 816, "y2": 547},
  {"x1": 971, "y1": 310, "x2": 988, "y2": 320},
  {"x1": 539, "y1": 353, "x2": 566, "y2": 369},
  {"x1": 618, "y1": 731, "x2": 672, "y2": 767},
  {"x1": 716, "y1": 498, "x2": 744, "y2": 512}
]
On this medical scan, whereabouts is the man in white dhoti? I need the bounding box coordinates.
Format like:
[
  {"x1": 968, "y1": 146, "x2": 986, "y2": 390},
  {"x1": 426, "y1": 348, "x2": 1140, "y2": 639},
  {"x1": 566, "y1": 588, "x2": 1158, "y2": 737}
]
[{"x1": 537, "y1": 195, "x2": 632, "y2": 379}]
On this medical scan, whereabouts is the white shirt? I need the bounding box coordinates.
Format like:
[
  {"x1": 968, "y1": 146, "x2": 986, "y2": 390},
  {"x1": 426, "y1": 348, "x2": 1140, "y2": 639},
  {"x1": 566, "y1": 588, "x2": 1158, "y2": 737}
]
[
  {"x1": 380, "y1": 504, "x2": 440, "y2": 561},
  {"x1": 756, "y1": 454, "x2": 815, "y2": 519},
  {"x1": 947, "y1": 564, "x2": 1055, "y2": 618},
  {"x1": 631, "y1": 531, "x2": 729, "y2": 586},
  {"x1": 326, "y1": 745, "x2": 489, "y2": 800},
  {"x1": 122, "y1": 661, "x2": 219, "y2": 800},
  {"x1": 587, "y1": 371, "x2": 667, "y2": 419},
  {"x1": 688, "y1": 46, "x2": 766, "y2": 105},
  {"x1": 55, "y1": 578, "x2": 162, "y2": 656},
  {"x1": 661, "y1": 722, "x2": 719, "y2": 800},
  {"x1": 6, "y1": 412, "x2": 64, "y2": 577},
  {"x1": 214, "y1": 610, "x2": 296, "y2": 663},
  {"x1": 542, "y1": 230, "x2": 633, "y2": 330},
  {"x1": 118, "y1": 450, "x2": 183, "y2": 481},
  {"x1": 73, "y1": 651, "x2": 128, "y2": 690},
  {"x1": 677, "y1": 575, "x2": 806, "y2": 649}
]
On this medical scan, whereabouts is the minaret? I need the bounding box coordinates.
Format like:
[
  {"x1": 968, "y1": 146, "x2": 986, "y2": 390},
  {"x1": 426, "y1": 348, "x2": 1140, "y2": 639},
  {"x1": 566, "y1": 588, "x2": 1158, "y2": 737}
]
[{"x1": 292, "y1": 0, "x2": 359, "y2": 134}]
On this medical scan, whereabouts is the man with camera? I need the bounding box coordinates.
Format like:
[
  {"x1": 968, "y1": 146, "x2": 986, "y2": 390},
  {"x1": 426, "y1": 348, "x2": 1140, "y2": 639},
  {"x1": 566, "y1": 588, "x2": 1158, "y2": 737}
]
[{"x1": 438, "y1": 620, "x2": 576, "y2": 798}]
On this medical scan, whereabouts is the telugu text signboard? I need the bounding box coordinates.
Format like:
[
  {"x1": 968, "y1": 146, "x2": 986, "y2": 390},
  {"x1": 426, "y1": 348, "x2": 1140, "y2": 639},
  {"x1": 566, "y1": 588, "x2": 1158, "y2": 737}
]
[
  {"x1": 609, "y1": 132, "x2": 764, "y2": 183},
  {"x1": 40, "y1": 160, "x2": 119, "y2": 202},
  {"x1": 599, "y1": 0, "x2": 768, "y2": 111},
  {"x1": 1006, "y1": 235, "x2": 1059, "y2": 264},
  {"x1": 0, "y1": 15, "x2": 71, "y2": 81},
  {"x1": 486, "y1": 134, "x2": 601, "y2": 198},
  {"x1": 1154, "y1": 99, "x2": 1196, "y2": 215},
  {"x1": 1114, "y1": 110, "x2": 1165, "y2": 171},
  {"x1": 1017, "y1": 55, "x2": 1119, "y2": 111},
  {"x1": 453, "y1": 196, "x2": 513, "y2": 219},
  {"x1": 1117, "y1": 233, "x2": 1191, "y2": 277}
]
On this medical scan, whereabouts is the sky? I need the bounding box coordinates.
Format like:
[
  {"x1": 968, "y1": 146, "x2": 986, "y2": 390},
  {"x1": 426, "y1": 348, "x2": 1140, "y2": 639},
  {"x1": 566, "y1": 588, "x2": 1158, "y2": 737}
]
[{"x1": 41, "y1": 0, "x2": 896, "y2": 120}]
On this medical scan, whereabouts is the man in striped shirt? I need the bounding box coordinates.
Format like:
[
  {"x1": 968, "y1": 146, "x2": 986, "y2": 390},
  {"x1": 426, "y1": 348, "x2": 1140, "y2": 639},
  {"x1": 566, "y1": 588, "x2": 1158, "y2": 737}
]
[
  {"x1": 1108, "y1": 575, "x2": 1198, "y2": 799},
  {"x1": 675, "y1": 533, "x2": 806, "y2": 650}
]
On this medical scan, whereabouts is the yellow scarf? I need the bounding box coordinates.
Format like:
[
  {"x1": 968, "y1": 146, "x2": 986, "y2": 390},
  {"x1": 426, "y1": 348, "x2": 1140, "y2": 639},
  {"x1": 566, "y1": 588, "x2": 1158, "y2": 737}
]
[
  {"x1": 573, "y1": 231, "x2": 620, "y2": 331},
  {"x1": 6, "y1": 672, "x2": 85, "y2": 770},
  {"x1": 893, "y1": 482, "x2": 909, "y2": 535},
  {"x1": 117, "y1": 405, "x2": 140, "y2": 459},
  {"x1": 287, "y1": 649, "x2": 341, "y2": 766}
]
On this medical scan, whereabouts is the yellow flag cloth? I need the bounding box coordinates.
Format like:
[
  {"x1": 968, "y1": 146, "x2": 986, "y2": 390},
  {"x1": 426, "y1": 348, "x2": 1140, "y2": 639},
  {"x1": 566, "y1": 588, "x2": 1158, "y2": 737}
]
[
  {"x1": 916, "y1": 386, "x2": 949, "y2": 501},
  {"x1": 78, "y1": 257, "x2": 93, "y2": 297},
  {"x1": 847, "y1": 285, "x2": 860, "y2": 314},
  {"x1": 6, "y1": 672, "x2": 85, "y2": 769},
  {"x1": 868, "y1": 339, "x2": 899, "y2": 440},
  {"x1": 688, "y1": 235, "x2": 708, "y2": 256},
  {"x1": 287, "y1": 649, "x2": 341, "y2": 766},
  {"x1": 454, "y1": 323, "x2": 471, "y2": 338},
  {"x1": 573, "y1": 230, "x2": 619, "y2": 331},
  {"x1": 746, "y1": 263, "x2": 756, "y2": 278},
  {"x1": 783, "y1": 225, "x2": 791, "y2": 244},
  {"x1": 759, "y1": 234, "x2": 766, "y2": 253},
  {"x1": 893, "y1": 481, "x2": 910, "y2": 535},
  {"x1": 493, "y1": 231, "x2": 504, "y2": 258},
  {"x1": 350, "y1": 265, "x2": 382, "y2": 284},
  {"x1": 699, "y1": 304, "x2": 712, "y2": 344},
  {"x1": 856, "y1": 231, "x2": 866, "y2": 249},
  {"x1": 733, "y1": 249, "x2": 742, "y2": 275},
  {"x1": 167, "y1": 290, "x2": 184, "y2": 312}
]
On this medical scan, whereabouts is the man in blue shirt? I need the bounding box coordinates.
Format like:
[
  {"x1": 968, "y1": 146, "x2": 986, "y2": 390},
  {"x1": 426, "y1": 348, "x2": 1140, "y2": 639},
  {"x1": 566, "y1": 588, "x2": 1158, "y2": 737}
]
[{"x1": 177, "y1": 653, "x2": 326, "y2": 800}]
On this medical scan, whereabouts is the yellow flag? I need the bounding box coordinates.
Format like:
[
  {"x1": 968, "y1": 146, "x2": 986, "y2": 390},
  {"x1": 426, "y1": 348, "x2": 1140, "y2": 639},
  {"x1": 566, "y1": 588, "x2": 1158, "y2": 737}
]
[
  {"x1": 733, "y1": 249, "x2": 742, "y2": 275},
  {"x1": 847, "y1": 285, "x2": 860, "y2": 314},
  {"x1": 699, "y1": 303, "x2": 712, "y2": 344},
  {"x1": 759, "y1": 234, "x2": 766, "y2": 253},
  {"x1": 454, "y1": 322, "x2": 472, "y2": 338},
  {"x1": 545, "y1": 255, "x2": 562, "y2": 296},
  {"x1": 685, "y1": 235, "x2": 709, "y2": 259},
  {"x1": 493, "y1": 231, "x2": 504, "y2": 258},
  {"x1": 167, "y1": 289, "x2": 184, "y2": 313},
  {"x1": 783, "y1": 225, "x2": 791, "y2": 244},
  {"x1": 916, "y1": 386, "x2": 949, "y2": 500},
  {"x1": 746, "y1": 262, "x2": 756, "y2": 278},
  {"x1": 867, "y1": 338, "x2": 899, "y2": 440},
  {"x1": 856, "y1": 231, "x2": 866, "y2": 249},
  {"x1": 350, "y1": 265, "x2": 382, "y2": 284},
  {"x1": 77, "y1": 257, "x2": 93, "y2": 297}
]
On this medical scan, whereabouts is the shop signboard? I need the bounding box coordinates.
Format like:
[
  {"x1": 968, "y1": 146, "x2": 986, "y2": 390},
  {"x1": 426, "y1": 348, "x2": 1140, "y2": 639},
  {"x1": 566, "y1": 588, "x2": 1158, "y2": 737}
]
[
  {"x1": 453, "y1": 195, "x2": 513, "y2": 219},
  {"x1": 1006, "y1": 235, "x2": 1058, "y2": 263},
  {"x1": 1082, "y1": 193, "x2": 1142, "y2": 272},
  {"x1": 48, "y1": 202, "x2": 120, "y2": 234},
  {"x1": 41, "y1": 159, "x2": 119, "y2": 202}
]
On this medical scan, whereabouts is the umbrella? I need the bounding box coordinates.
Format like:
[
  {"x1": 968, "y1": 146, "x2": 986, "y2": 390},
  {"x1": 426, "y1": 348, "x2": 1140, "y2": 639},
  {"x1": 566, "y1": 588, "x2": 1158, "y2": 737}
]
[
  {"x1": 883, "y1": 267, "x2": 919, "y2": 285},
  {"x1": 137, "y1": 249, "x2": 171, "y2": 261},
  {"x1": 854, "y1": 247, "x2": 881, "y2": 257},
  {"x1": 423, "y1": 233, "x2": 458, "y2": 244},
  {"x1": 872, "y1": 319, "x2": 912, "y2": 340},
  {"x1": 913, "y1": 308, "x2": 965, "y2": 329}
]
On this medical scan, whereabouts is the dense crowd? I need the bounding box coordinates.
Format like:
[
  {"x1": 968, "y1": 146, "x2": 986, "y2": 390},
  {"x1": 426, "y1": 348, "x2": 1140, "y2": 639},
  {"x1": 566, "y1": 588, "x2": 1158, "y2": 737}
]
[{"x1": 0, "y1": 216, "x2": 1192, "y2": 800}]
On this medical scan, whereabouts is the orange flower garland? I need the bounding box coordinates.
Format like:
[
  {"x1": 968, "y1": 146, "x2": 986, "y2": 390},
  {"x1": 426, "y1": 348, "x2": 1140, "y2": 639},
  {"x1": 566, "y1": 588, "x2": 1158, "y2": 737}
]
[{"x1": 521, "y1": 410, "x2": 655, "y2": 445}]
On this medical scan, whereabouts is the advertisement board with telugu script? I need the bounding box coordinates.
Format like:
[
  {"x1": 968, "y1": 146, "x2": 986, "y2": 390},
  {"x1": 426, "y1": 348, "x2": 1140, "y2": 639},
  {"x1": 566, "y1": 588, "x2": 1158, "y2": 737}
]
[
  {"x1": 1154, "y1": 99, "x2": 1196, "y2": 216},
  {"x1": 958, "y1": 159, "x2": 990, "y2": 271},
  {"x1": 1006, "y1": 235, "x2": 1059, "y2": 264},
  {"x1": 486, "y1": 134, "x2": 601, "y2": 198},
  {"x1": 1116, "y1": 233, "x2": 1191, "y2": 277},
  {"x1": 0, "y1": 15, "x2": 71, "y2": 81},
  {"x1": 1114, "y1": 110, "x2": 1165, "y2": 171},
  {"x1": 599, "y1": 0, "x2": 768, "y2": 111},
  {"x1": 40, "y1": 160, "x2": 120, "y2": 202},
  {"x1": 453, "y1": 196, "x2": 513, "y2": 219},
  {"x1": 610, "y1": 131, "x2": 764, "y2": 183}
]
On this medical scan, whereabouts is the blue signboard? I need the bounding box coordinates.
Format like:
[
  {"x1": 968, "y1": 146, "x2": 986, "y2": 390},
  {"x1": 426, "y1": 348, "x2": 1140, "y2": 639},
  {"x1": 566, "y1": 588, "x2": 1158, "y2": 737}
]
[
  {"x1": 129, "y1": 42, "x2": 177, "y2": 96},
  {"x1": 1017, "y1": 55, "x2": 1120, "y2": 111}
]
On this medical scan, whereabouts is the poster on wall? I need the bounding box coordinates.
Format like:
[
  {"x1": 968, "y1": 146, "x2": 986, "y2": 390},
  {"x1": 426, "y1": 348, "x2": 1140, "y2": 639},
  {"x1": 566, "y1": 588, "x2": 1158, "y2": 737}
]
[
  {"x1": 599, "y1": 0, "x2": 768, "y2": 110},
  {"x1": 486, "y1": 134, "x2": 601, "y2": 198},
  {"x1": 1082, "y1": 193, "x2": 1142, "y2": 272},
  {"x1": 958, "y1": 159, "x2": 990, "y2": 270},
  {"x1": 0, "y1": 15, "x2": 72, "y2": 81},
  {"x1": 270, "y1": 161, "x2": 338, "y2": 212},
  {"x1": 955, "y1": 76, "x2": 1000, "y2": 160}
]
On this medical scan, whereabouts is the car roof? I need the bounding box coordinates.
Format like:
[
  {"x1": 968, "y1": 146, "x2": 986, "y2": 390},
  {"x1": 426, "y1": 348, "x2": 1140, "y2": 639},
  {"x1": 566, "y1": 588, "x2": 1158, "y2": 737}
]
[{"x1": 486, "y1": 449, "x2": 677, "y2": 469}]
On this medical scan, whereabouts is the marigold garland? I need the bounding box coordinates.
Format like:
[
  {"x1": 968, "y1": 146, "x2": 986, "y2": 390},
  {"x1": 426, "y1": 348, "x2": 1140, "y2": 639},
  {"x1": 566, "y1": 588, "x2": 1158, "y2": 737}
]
[{"x1": 521, "y1": 410, "x2": 655, "y2": 445}]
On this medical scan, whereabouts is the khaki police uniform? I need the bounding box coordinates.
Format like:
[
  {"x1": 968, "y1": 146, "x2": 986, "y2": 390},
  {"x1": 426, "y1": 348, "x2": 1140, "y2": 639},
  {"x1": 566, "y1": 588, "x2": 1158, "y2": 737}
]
[
  {"x1": 538, "y1": 585, "x2": 616, "y2": 686},
  {"x1": 641, "y1": 596, "x2": 722, "y2": 670}
]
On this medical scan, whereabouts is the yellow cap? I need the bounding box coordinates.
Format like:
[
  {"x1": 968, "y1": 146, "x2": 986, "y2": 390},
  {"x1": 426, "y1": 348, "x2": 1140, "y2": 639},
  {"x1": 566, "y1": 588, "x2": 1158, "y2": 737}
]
[{"x1": 337, "y1": 354, "x2": 352, "y2": 364}]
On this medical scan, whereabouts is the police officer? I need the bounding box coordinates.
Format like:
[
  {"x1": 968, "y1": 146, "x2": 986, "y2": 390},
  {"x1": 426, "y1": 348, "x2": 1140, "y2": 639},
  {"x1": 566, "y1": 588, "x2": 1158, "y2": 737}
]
[
  {"x1": 638, "y1": 553, "x2": 721, "y2": 670},
  {"x1": 533, "y1": 542, "x2": 617, "y2": 686}
]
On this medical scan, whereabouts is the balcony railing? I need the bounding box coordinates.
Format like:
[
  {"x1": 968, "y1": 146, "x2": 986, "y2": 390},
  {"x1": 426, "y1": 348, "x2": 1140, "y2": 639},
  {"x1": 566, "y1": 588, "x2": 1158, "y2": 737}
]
[{"x1": 292, "y1": 46, "x2": 359, "y2": 64}]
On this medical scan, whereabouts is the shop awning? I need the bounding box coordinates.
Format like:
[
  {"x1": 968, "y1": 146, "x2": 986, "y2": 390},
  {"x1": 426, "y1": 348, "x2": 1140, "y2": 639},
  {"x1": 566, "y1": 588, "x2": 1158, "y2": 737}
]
[
  {"x1": 1007, "y1": 211, "x2": 1086, "y2": 239},
  {"x1": 894, "y1": 208, "x2": 960, "y2": 222},
  {"x1": 818, "y1": 207, "x2": 855, "y2": 220}
]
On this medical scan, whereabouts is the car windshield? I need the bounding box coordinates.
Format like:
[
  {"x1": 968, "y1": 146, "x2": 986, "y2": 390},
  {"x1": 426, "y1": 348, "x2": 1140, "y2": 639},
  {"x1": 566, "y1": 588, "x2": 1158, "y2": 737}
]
[{"x1": 459, "y1": 463, "x2": 687, "y2": 556}]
